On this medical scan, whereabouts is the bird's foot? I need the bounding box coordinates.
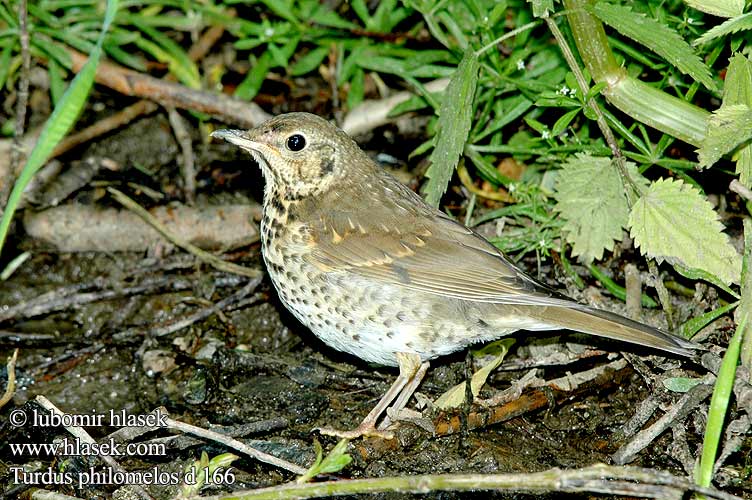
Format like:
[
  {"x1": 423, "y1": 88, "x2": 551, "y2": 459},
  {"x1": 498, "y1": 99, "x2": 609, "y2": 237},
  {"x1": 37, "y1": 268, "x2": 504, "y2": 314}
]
[{"x1": 316, "y1": 422, "x2": 394, "y2": 440}]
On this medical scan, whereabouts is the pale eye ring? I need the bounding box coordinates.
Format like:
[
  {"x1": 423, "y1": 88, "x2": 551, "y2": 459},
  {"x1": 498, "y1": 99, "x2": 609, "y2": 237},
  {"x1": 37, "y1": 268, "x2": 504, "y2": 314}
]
[{"x1": 286, "y1": 134, "x2": 306, "y2": 151}]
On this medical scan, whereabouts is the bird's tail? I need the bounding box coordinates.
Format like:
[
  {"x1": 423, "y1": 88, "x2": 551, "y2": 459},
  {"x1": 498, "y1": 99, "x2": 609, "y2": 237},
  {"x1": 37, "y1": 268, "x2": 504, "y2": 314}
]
[{"x1": 520, "y1": 304, "x2": 698, "y2": 357}]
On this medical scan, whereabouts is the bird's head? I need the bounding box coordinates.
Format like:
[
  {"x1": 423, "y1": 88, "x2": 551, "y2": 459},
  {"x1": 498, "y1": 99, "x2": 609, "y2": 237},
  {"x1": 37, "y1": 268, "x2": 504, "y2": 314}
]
[{"x1": 212, "y1": 113, "x2": 363, "y2": 201}]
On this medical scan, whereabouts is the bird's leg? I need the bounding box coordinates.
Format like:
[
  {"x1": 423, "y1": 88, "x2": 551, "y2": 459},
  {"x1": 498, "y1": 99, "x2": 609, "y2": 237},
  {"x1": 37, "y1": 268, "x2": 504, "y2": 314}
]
[
  {"x1": 317, "y1": 352, "x2": 423, "y2": 439},
  {"x1": 377, "y1": 358, "x2": 429, "y2": 431}
]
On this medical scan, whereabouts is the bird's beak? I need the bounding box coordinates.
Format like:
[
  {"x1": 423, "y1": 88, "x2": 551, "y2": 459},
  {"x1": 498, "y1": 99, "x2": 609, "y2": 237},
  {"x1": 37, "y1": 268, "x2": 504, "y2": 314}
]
[{"x1": 211, "y1": 129, "x2": 278, "y2": 158}]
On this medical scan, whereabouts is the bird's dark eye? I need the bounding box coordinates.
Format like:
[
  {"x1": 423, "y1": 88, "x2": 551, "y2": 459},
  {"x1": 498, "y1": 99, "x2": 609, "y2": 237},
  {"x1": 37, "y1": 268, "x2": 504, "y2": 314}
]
[{"x1": 286, "y1": 134, "x2": 306, "y2": 151}]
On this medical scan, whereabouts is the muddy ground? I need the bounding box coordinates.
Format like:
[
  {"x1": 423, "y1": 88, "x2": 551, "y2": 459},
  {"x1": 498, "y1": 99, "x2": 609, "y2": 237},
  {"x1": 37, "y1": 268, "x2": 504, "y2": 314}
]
[{"x1": 0, "y1": 96, "x2": 748, "y2": 499}]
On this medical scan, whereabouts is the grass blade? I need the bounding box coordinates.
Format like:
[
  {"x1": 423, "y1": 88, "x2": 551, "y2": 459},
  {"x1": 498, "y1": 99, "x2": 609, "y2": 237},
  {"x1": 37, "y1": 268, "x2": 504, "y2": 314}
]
[
  {"x1": 0, "y1": 0, "x2": 119, "y2": 254},
  {"x1": 423, "y1": 49, "x2": 479, "y2": 207}
]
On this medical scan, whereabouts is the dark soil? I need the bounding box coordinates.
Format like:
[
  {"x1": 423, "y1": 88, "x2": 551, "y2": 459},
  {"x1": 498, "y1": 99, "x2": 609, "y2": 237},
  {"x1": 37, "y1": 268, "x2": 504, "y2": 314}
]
[{"x1": 0, "y1": 105, "x2": 748, "y2": 500}]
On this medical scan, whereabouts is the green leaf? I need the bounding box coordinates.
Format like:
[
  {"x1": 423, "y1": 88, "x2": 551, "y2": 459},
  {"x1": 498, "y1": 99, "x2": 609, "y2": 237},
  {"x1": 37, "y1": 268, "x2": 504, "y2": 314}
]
[
  {"x1": 130, "y1": 18, "x2": 201, "y2": 89},
  {"x1": 268, "y1": 36, "x2": 300, "y2": 68},
  {"x1": 697, "y1": 320, "x2": 743, "y2": 487},
  {"x1": 0, "y1": 0, "x2": 119, "y2": 254},
  {"x1": 0, "y1": 41, "x2": 13, "y2": 91},
  {"x1": 47, "y1": 58, "x2": 66, "y2": 106},
  {"x1": 290, "y1": 46, "x2": 329, "y2": 76},
  {"x1": 346, "y1": 67, "x2": 365, "y2": 110},
  {"x1": 680, "y1": 301, "x2": 738, "y2": 339},
  {"x1": 723, "y1": 54, "x2": 752, "y2": 188},
  {"x1": 435, "y1": 339, "x2": 514, "y2": 409},
  {"x1": 684, "y1": 0, "x2": 744, "y2": 18},
  {"x1": 235, "y1": 52, "x2": 272, "y2": 101},
  {"x1": 629, "y1": 178, "x2": 742, "y2": 286},
  {"x1": 671, "y1": 263, "x2": 740, "y2": 298},
  {"x1": 738, "y1": 218, "x2": 752, "y2": 370},
  {"x1": 697, "y1": 104, "x2": 752, "y2": 168},
  {"x1": 693, "y1": 12, "x2": 752, "y2": 46},
  {"x1": 423, "y1": 49, "x2": 479, "y2": 207},
  {"x1": 318, "y1": 439, "x2": 352, "y2": 474},
  {"x1": 296, "y1": 439, "x2": 351, "y2": 484},
  {"x1": 592, "y1": 2, "x2": 716, "y2": 92},
  {"x1": 554, "y1": 154, "x2": 641, "y2": 262},
  {"x1": 527, "y1": 0, "x2": 554, "y2": 18},
  {"x1": 724, "y1": 54, "x2": 752, "y2": 107},
  {"x1": 310, "y1": 4, "x2": 358, "y2": 29},
  {"x1": 662, "y1": 377, "x2": 704, "y2": 393},
  {"x1": 551, "y1": 108, "x2": 580, "y2": 136}
]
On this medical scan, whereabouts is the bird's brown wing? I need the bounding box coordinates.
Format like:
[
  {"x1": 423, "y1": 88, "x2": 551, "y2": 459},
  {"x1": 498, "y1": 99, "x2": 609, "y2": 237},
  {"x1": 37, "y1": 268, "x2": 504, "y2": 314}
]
[
  {"x1": 302, "y1": 183, "x2": 570, "y2": 307},
  {"x1": 299, "y1": 173, "x2": 696, "y2": 357}
]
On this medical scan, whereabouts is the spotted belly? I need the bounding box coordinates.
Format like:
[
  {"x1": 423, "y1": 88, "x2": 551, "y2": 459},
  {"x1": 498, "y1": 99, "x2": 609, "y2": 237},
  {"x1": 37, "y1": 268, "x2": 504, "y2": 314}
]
[{"x1": 263, "y1": 247, "x2": 521, "y2": 366}]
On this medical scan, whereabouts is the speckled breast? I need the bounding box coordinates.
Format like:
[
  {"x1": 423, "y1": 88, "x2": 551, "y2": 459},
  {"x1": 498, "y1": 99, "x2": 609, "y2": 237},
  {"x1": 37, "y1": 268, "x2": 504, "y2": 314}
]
[{"x1": 261, "y1": 213, "x2": 502, "y2": 367}]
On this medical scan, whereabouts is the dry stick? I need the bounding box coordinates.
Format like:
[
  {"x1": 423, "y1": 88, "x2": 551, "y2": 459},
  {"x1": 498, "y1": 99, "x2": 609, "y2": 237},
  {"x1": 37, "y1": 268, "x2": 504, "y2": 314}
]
[
  {"x1": 164, "y1": 415, "x2": 307, "y2": 475},
  {"x1": 341, "y1": 78, "x2": 449, "y2": 136},
  {"x1": 193, "y1": 465, "x2": 739, "y2": 500},
  {"x1": 49, "y1": 23, "x2": 226, "y2": 161},
  {"x1": 431, "y1": 358, "x2": 629, "y2": 436},
  {"x1": 648, "y1": 259, "x2": 675, "y2": 330},
  {"x1": 112, "y1": 278, "x2": 262, "y2": 342},
  {"x1": 0, "y1": 275, "x2": 194, "y2": 322},
  {"x1": 108, "y1": 187, "x2": 262, "y2": 279},
  {"x1": 66, "y1": 48, "x2": 270, "y2": 128},
  {"x1": 0, "y1": 349, "x2": 19, "y2": 408},
  {"x1": 729, "y1": 179, "x2": 752, "y2": 202},
  {"x1": 2, "y1": 0, "x2": 30, "y2": 212},
  {"x1": 0, "y1": 256, "x2": 240, "y2": 323},
  {"x1": 34, "y1": 395, "x2": 154, "y2": 500},
  {"x1": 52, "y1": 100, "x2": 159, "y2": 159},
  {"x1": 612, "y1": 375, "x2": 715, "y2": 464},
  {"x1": 624, "y1": 263, "x2": 642, "y2": 320},
  {"x1": 167, "y1": 107, "x2": 196, "y2": 203}
]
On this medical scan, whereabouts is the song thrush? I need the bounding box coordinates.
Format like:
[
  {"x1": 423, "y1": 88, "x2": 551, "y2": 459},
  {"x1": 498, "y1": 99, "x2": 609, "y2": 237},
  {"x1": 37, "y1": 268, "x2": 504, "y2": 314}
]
[{"x1": 212, "y1": 113, "x2": 696, "y2": 439}]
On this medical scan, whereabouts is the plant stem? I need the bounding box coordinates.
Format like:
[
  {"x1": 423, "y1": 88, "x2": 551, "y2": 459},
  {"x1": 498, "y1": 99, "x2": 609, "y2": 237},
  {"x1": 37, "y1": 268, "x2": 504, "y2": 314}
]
[
  {"x1": 562, "y1": 0, "x2": 709, "y2": 147},
  {"x1": 194, "y1": 464, "x2": 739, "y2": 500},
  {"x1": 544, "y1": 15, "x2": 640, "y2": 202}
]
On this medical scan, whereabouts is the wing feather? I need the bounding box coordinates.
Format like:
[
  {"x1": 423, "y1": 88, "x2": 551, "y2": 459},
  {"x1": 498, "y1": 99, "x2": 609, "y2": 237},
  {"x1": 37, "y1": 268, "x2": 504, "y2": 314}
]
[{"x1": 302, "y1": 176, "x2": 574, "y2": 307}]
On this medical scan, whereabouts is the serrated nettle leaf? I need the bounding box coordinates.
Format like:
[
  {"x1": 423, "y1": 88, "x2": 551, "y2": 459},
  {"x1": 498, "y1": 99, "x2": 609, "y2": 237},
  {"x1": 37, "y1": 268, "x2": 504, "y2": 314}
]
[
  {"x1": 592, "y1": 2, "x2": 716, "y2": 92},
  {"x1": 723, "y1": 54, "x2": 752, "y2": 187},
  {"x1": 527, "y1": 0, "x2": 554, "y2": 18},
  {"x1": 723, "y1": 54, "x2": 752, "y2": 106},
  {"x1": 554, "y1": 154, "x2": 643, "y2": 262},
  {"x1": 683, "y1": 0, "x2": 744, "y2": 18},
  {"x1": 693, "y1": 12, "x2": 752, "y2": 46},
  {"x1": 423, "y1": 49, "x2": 479, "y2": 207},
  {"x1": 629, "y1": 178, "x2": 742, "y2": 285},
  {"x1": 697, "y1": 104, "x2": 752, "y2": 168}
]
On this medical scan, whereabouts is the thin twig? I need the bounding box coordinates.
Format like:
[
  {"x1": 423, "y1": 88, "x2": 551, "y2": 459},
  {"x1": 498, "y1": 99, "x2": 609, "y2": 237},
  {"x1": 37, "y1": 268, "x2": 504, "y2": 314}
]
[
  {"x1": 612, "y1": 375, "x2": 714, "y2": 464},
  {"x1": 167, "y1": 107, "x2": 196, "y2": 203},
  {"x1": 0, "y1": 349, "x2": 19, "y2": 408},
  {"x1": 112, "y1": 278, "x2": 262, "y2": 341},
  {"x1": 0, "y1": 275, "x2": 191, "y2": 322},
  {"x1": 647, "y1": 260, "x2": 675, "y2": 330},
  {"x1": 108, "y1": 188, "x2": 262, "y2": 278},
  {"x1": 165, "y1": 416, "x2": 307, "y2": 475},
  {"x1": 3, "y1": 0, "x2": 31, "y2": 211},
  {"x1": 543, "y1": 15, "x2": 640, "y2": 200},
  {"x1": 191, "y1": 464, "x2": 740, "y2": 500},
  {"x1": 66, "y1": 48, "x2": 270, "y2": 128},
  {"x1": 34, "y1": 396, "x2": 154, "y2": 500}
]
